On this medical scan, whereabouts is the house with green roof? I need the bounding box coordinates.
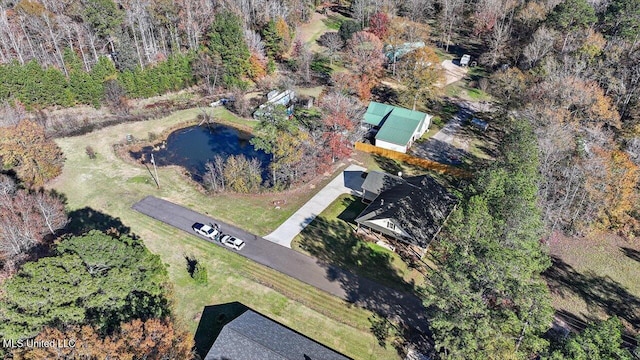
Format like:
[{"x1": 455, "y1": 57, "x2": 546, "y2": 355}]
[{"x1": 362, "y1": 101, "x2": 431, "y2": 153}]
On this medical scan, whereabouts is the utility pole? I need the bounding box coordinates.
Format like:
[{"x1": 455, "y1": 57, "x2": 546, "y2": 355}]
[{"x1": 150, "y1": 153, "x2": 160, "y2": 189}]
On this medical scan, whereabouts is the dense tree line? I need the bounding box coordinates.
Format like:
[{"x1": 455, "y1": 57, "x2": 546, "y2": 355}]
[
  {"x1": 0, "y1": 50, "x2": 194, "y2": 109},
  {"x1": 0, "y1": 0, "x2": 305, "y2": 110},
  {"x1": 425, "y1": 119, "x2": 554, "y2": 359},
  {"x1": 479, "y1": 0, "x2": 640, "y2": 235},
  {"x1": 0, "y1": 0, "x2": 314, "y2": 72}
]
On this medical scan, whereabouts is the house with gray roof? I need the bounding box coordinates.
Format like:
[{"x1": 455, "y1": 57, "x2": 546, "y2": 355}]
[
  {"x1": 203, "y1": 308, "x2": 351, "y2": 360},
  {"x1": 360, "y1": 170, "x2": 405, "y2": 202},
  {"x1": 363, "y1": 102, "x2": 432, "y2": 153},
  {"x1": 355, "y1": 171, "x2": 457, "y2": 254}
]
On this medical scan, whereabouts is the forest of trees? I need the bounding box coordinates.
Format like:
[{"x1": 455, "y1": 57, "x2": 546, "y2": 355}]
[{"x1": 0, "y1": 0, "x2": 639, "y2": 358}]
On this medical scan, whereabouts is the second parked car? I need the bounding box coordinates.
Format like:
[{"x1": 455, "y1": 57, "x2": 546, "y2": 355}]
[{"x1": 219, "y1": 235, "x2": 246, "y2": 251}]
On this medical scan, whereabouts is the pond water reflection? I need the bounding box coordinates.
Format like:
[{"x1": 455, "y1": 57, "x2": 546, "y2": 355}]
[{"x1": 130, "y1": 125, "x2": 270, "y2": 182}]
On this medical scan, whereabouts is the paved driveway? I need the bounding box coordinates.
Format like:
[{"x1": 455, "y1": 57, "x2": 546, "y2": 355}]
[
  {"x1": 132, "y1": 196, "x2": 429, "y2": 336},
  {"x1": 410, "y1": 100, "x2": 484, "y2": 165},
  {"x1": 264, "y1": 164, "x2": 366, "y2": 248}
]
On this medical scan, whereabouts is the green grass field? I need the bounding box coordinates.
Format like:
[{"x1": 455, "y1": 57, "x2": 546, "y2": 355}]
[
  {"x1": 545, "y1": 232, "x2": 640, "y2": 335},
  {"x1": 48, "y1": 108, "x2": 401, "y2": 359}
]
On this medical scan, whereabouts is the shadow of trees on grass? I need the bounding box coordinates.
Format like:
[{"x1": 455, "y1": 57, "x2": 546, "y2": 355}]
[
  {"x1": 620, "y1": 247, "x2": 640, "y2": 264},
  {"x1": 297, "y1": 197, "x2": 411, "y2": 293},
  {"x1": 299, "y1": 214, "x2": 411, "y2": 293},
  {"x1": 296, "y1": 196, "x2": 433, "y2": 354},
  {"x1": 544, "y1": 256, "x2": 640, "y2": 331},
  {"x1": 194, "y1": 302, "x2": 249, "y2": 359},
  {"x1": 67, "y1": 207, "x2": 135, "y2": 238}
]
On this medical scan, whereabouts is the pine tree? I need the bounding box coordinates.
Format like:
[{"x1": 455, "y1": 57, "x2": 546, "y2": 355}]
[{"x1": 209, "y1": 11, "x2": 251, "y2": 88}]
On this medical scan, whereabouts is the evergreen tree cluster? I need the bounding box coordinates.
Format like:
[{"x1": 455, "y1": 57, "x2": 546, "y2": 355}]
[
  {"x1": 118, "y1": 53, "x2": 195, "y2": 98},
  {"x1": 0, "y1": 230, "x2": 170, "y2": 340},
  {"x1": 425, "y1": 119, "x2": 555, "y2": 359},
  {"x1": 0, "y1": 50, "x2": 194, "y2": 109}
]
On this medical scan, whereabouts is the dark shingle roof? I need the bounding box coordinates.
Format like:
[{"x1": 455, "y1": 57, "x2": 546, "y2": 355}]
[
  {"x1": 361, "y1": 171, "x2": 405, "y2": 197},
  {"x1": 205, "y1": 310, "x2": 351, "y2": 360},
  {"x1": 356, "y1": 175, "x2": 457, "y2": 248}
]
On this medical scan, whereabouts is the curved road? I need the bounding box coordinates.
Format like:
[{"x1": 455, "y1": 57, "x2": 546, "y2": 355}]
[{"x1": 132, "y1": 196, "x2": 430, "y2": 337}]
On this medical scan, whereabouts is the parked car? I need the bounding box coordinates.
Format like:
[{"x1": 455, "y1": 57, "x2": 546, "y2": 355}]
[
  {"x1": 219, "y1": 235, "x2": 246, "y2": 251},
  {"x1": 192, "y1": 222, "x2": 220, "y2": 240},
  {"x1": 466, "y1": 117, "x2": 489, "y2": 131}
]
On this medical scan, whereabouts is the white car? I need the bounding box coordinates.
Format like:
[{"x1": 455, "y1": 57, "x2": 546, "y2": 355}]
[
  {"x1": 192, "y1": 222, "x2": 220, "y2": 240},
  {"x1": 219, "y1": 235, "x2": 246, "y2": 251}
]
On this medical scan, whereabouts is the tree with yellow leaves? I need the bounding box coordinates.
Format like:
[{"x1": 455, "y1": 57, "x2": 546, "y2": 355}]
[
  {"x1": 13, "y1": 318, "x2": 194, "y2": 360},
  {"x1": 0, "y1": 120, "x2": 64, "y2": 187},
  {"x1": 396, "y1": 46, "x2": 444, "y2": 110}
]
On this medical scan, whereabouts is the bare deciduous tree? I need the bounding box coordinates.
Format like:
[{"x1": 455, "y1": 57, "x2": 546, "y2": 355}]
[
  {"x1": 0, "y1": 100, "x2": 26, "y2": 127},
  {"x1": 318, "y1": 32, "x2": 343, "y2": 65},
  {"x1": 626, "y1": 138, "x2": 640, "y2": 166},
  {"x1": 439, "y1": 0, "x2": 465, "y2": 52},
  {"x1": 0, "y1": 184, "x2": 68, "y2": 261},
  {"x1": 204, "y1": 155, "x2": 226, "y2": 192},
  {"x1": 523, "y1": 26, "x2": 557, "y2": 68},
  {"x1": 104, "y1": 80, "x2": 130, "y2": 115}
]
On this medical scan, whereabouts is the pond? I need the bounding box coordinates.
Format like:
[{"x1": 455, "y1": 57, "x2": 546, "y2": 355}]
[{"x1": 130, "y1": 125, "x2": 271, "y2": 182}]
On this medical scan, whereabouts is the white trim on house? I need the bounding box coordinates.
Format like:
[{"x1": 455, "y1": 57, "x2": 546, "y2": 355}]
[
  {"x1": 367, "y1": 218, "x2": 412, "y2": 238},
  {"x1": 376, "y1": 139, "x2": 408, "y2": 153}
]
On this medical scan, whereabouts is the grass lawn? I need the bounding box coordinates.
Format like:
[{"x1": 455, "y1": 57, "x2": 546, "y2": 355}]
[
  {"x1": 295, "y1": 85, "x2": 325, "y2": 99},
  {"x1": 48, "y1": 107, "x2": 402, "y2": 359},
  {"x1": 323, "y1": 12, "x2": 349, "y2": 30},
  {"x1": 434, "y1": 48, "x2": 455, "y2": 62},
  {"x1": 298, "y1": 12, "x2": 333, "y2": 52},
  {"x1": 291, "y1": 194, "x2": 427, "y2": 292},
  {"x1": 544, "y1": 232, "x2": 640, "y2": 336},
  {"x1": 444, "y1": 82, "x2": 492, "y2": 102}
]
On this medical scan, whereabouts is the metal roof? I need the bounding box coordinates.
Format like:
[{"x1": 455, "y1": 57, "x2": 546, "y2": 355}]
[{"x1": 363, "y1": 102, "x2": 428, "y2": 146}]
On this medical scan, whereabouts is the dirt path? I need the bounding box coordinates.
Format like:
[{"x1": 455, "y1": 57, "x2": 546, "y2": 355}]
[
  {"x1": 297, "y1": 12, "x2": 330, "y2": 52},
  {"x1": 439, "y1": 60, "x2": 468, "y2": 87}
]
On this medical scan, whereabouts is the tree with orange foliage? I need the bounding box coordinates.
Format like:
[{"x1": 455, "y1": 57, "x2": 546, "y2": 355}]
[
  {"x1": 248, "y1": 53, "x2": 267, "y2": 79},
  {"x1": 319, "y1": 92, "x2": 364, "y2": 162},
  {"x1": 345, "y1": 31, "x2": 384, "y2": 100},
  {"x1": 0, "y1": 120, "x2": 64, "y2": 187},
  {"x1": 262, "y1": 17, "x2": 292, "y2": 59},
  {"x1": 13, "y1": 318, "x2": 194, "y2": 360},
  {"x1": 585, "y1": 147, "x2": 639, "y2": 233}
]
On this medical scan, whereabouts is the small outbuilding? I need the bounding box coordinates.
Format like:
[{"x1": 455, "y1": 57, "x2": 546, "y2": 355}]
[
  {"x1": 362, "y1": 102, "x2": 432, "y2": 153},
  {"x1": 254, "y1": 89, "x2": 296, "y2": 118}
]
